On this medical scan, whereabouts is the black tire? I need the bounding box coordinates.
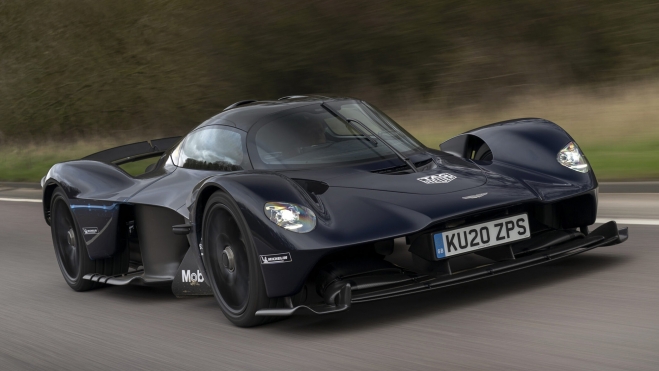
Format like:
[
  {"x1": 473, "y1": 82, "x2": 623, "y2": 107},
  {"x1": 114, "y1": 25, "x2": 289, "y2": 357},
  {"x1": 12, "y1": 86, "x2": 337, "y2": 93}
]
[
  {"x1": 202, "y1": 191, "x2": 278, "y2": 327},
  {"x1": 50, "y1": 187, "x2": 129, "y2": 291},
  {"x1": 473, "y1": 142, "x2": 493, "y2": 161}
]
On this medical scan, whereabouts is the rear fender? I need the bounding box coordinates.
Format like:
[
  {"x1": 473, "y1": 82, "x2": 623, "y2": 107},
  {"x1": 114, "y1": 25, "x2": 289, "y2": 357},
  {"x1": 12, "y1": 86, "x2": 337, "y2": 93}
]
[{"x1": 42, "y1": 160, "x2": 154, "y2": 260}]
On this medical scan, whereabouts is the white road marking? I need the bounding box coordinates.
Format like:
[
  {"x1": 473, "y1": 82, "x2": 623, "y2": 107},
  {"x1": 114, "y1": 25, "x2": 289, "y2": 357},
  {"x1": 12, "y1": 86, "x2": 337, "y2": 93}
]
[
  {"x1": 0, "y1": 198, "x2": 41, "y2": 203},
  {"x1": 596, "y1": 218, "x2": 659, "y2": 226}
]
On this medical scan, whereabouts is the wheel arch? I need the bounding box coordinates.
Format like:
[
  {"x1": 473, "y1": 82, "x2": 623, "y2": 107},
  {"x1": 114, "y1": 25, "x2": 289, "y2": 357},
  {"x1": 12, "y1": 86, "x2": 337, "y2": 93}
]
[
  {"x1": 42, "y1": 180, "x2": 62, "y2": 226},
  {"x1": 188, "y1": 172, "x2": 330, "y2": 298},
  {"x1": 193, "y1": 183, "x2": 224, "y2": 244},
  {"x1": 440, "y1": 118, "x2": 597, "y2": 185}
]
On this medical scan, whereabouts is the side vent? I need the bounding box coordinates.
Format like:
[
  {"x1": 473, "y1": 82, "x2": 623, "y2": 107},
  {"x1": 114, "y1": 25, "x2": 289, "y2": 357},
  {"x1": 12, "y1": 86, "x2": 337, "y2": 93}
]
[
  {"x1": 371, "y1": 158, "x2": 435, "y2": 174},
  {"x1": 292, "y1": 179, "x2": 329, "y2": 203}
]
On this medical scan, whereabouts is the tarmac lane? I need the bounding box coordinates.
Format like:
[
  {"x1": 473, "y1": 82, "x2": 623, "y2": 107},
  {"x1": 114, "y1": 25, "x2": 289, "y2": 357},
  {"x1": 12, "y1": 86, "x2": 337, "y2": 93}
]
[{"x1": 0, "y1": 194, "x2": 658, "y2": 370}]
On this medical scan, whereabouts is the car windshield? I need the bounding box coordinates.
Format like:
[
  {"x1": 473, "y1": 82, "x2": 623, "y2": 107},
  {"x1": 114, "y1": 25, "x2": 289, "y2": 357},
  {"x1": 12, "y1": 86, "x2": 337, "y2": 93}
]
[{"x1": 251, "y1": 100, "x2": 426, "y2": 170}]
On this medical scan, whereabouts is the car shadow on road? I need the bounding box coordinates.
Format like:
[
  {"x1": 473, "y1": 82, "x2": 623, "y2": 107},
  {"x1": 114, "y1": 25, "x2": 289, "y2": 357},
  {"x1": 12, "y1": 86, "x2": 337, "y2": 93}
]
[
  {"x1": 90, "y1": 252, "x2": 631, "y2": 330},
  {"x1": 101, "y1": 284, "x2": 180, "y2": 302},
  {"x1": 267, "y1": 253, "x2": 631, "y2": 335}
]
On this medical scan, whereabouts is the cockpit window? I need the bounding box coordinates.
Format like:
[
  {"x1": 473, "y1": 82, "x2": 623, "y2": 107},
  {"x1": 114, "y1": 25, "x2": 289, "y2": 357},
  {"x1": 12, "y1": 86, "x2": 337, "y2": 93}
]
[
  {"x1": 177, "y1": 126, "x2": 246, "y2": 171},
  {"x1": 250, "y1": 101, "x2": 425, "y2": 170},
  {"x1": 326, "y1": 101, "x2": 425, "y2": 154}
]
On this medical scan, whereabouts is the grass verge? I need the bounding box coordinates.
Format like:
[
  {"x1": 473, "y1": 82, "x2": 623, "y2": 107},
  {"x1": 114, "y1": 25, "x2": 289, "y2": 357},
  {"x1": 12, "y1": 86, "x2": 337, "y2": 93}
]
[
  {"x1": 2, "y1": 86, "x2": 658, "y2": 182},
  {"x1": 0, "y1": 141, "x2": 160, "y2": 182},
  {"x1": 0, "y1": 136, "x2": 656, "y2": 183}
]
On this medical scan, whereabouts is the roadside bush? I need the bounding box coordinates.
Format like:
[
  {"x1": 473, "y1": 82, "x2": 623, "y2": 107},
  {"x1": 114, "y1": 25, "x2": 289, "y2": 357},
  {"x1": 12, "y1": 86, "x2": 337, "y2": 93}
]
[{"x1": 1, "y1": 0, "x2": 658, "y2": 140}]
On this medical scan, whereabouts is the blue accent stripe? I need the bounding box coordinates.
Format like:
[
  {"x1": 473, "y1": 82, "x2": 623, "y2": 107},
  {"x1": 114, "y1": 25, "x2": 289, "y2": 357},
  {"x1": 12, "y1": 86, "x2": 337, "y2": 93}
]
[
  {"x1": 434, "y1": 233, "x2": 446, "y2": 259},
  {"x1": 70, "y1": 203, "x2": 118, "y2": 211}
]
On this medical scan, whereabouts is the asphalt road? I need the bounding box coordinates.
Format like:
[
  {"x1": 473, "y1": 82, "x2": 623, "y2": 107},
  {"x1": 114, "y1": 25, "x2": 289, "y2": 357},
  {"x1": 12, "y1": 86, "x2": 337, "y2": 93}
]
[{"x1": 1, "y1": 194, "x2": 658, "y2": 370}]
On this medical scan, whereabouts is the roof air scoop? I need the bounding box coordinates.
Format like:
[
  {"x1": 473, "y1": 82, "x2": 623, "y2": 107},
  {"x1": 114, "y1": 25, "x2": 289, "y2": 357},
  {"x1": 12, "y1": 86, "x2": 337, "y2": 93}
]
[
  {"x1": 278, "y1": 95, "x2": 309, "y2": 100},
  {"x1": 223, "y1": 100, "x2": 258, "y2": 111}
]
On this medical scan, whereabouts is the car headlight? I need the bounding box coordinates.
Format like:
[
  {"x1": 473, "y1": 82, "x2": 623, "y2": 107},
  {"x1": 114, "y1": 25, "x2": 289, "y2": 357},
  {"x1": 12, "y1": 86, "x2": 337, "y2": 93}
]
[
  {"x1": 264, "y1": 202, "x2": 316, "y2": 233},
  {"x1": 557, "y1": 141, "x2": 589, "y2": 173}
]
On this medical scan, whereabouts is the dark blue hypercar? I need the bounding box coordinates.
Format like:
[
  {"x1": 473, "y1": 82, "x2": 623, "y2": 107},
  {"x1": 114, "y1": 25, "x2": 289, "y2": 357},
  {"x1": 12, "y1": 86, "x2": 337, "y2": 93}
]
[{"x1": 42, "y1": 96, "x2": 628, "y2": 327}]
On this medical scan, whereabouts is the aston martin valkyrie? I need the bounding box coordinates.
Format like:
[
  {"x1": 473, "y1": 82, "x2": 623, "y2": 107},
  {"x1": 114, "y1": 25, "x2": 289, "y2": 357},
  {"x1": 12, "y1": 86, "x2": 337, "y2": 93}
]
[{"x1": 42, "y1": 96, "x2": 628, "y2": 327}]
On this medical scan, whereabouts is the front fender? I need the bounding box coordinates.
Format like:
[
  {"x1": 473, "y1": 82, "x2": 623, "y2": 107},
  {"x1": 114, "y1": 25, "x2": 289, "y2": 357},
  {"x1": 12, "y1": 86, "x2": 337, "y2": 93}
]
[
  {"x1": 440, "y1": 118, "x2": 598, "y2": 201},
  {"x1": 184, "y1": 167, "x2": 534, "y2": 298},
  {"x1": 187, "y1": 171, "x2": 333, "y2": 298}
]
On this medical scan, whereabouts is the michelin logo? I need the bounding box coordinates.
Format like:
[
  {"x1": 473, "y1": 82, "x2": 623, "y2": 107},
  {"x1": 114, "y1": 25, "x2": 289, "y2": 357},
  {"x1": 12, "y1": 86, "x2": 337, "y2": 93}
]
[
  {"x1": 82, "y1": 227, "x2": 98, "y2": 235},
  {"x1": 260, "y1": 253, "x2": 292, "y2": 264},
  {"x1": 181, "y1": 270, "x2": 205, "y2": 285}
]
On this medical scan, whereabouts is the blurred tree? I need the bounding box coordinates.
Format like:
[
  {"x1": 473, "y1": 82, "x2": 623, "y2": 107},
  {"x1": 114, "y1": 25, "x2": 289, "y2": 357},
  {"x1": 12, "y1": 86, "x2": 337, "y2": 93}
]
[{"x1": 0, "y1": 0, "x2": 658, "y2": 140}]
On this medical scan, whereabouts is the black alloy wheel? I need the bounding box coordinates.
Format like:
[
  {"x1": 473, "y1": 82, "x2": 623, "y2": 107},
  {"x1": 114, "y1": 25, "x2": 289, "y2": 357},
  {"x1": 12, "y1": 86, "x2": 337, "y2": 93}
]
[
  {"x1": 49, "y1": 187, "x2": 129, "y2": 291},
  {"x1": 202, "y1": 191, "x2": 278, "y2": 327},
  {"x1": 53, "y1": 197, "x2": 80, "y2": 281}
]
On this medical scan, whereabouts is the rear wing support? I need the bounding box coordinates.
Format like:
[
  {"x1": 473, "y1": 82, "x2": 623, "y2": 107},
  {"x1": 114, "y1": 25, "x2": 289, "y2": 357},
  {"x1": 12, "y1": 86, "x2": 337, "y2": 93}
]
[{"x1": 82, "y1": 137, "x2": 182, "y2": 165}]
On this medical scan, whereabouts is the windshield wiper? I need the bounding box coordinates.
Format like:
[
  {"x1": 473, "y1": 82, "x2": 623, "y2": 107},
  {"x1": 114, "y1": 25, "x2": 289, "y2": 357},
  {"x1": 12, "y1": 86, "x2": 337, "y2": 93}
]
[
  {"x1": 346, "y1": 120, "x2": 378, "y2": 146},
  {"x1": 321, "y1": 103, "x2": 418, "y2": 173},
  {"x1": 346, "y1": 119, "x2": 418, "y2": 173}
]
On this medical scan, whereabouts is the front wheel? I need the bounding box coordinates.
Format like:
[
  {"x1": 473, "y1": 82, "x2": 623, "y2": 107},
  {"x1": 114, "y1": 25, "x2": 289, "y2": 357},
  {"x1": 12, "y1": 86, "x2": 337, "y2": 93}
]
[{"x1": 202, "y1": 191, "x2": 278, "y2": 327}]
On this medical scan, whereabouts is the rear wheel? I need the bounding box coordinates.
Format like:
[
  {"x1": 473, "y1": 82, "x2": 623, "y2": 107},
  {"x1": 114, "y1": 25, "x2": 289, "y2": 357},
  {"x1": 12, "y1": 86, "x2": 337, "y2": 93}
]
[
  {"x1": 202, "y1": 191, "x2": 278, "y2": 327},
  {"x1": 50, "y1": 187, "x2": 128, "y2": 291}
]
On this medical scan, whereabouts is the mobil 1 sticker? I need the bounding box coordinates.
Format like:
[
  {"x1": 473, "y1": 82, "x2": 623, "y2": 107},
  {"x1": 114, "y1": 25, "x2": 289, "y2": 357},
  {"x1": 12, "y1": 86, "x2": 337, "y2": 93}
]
[
  {"x1": 260, "y1": 253, "x2": 292, "y2": 264},
  {"x1": 434, "y1": 214, "x2": 530, "y2": 259}
]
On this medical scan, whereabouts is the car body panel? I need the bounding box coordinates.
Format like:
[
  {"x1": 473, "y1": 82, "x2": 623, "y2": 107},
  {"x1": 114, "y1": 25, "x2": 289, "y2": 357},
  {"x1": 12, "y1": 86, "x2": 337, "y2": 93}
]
[{"x1": 42, "y1": 97, "x2": 605, "y2": 302}]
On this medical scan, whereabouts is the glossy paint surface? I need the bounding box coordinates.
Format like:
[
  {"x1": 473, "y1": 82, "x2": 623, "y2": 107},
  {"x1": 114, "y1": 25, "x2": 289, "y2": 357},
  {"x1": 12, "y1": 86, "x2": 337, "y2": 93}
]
[{"x1": 42, "y1": 98, "x2": 598, "y2": 298}]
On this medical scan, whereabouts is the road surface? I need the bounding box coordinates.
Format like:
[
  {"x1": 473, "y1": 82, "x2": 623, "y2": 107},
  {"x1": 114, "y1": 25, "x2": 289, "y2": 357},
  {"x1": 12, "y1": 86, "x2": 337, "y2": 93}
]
[{"x1": 0, "y1": 191, "x2": 657, "y2": 370}]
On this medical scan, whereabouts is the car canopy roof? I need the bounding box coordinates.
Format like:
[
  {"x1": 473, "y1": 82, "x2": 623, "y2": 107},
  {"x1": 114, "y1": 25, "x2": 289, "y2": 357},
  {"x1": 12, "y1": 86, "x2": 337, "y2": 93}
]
[{"x1": 196, "y1": 96, "x2": 352, "y2": 132}]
